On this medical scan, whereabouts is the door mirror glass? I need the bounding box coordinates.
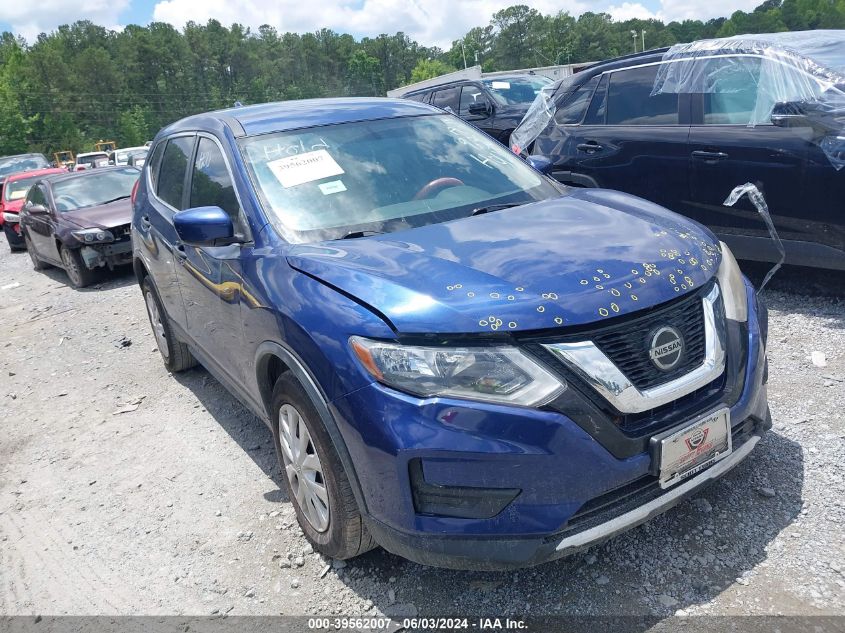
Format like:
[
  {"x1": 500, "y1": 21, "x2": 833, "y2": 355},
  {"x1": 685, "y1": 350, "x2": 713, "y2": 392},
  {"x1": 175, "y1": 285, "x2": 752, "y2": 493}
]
[
  {"x1": 467, "y1": 101, "x2": 489, "y2": 116},
  {"x1": 174, "y1": 206, "x2": 235, "y2": 246}
]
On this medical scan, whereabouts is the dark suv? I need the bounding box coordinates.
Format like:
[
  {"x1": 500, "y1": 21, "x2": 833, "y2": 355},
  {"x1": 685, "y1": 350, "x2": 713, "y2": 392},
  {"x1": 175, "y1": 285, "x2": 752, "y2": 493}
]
[
  {"x1": 404, "y1": 74, "x2": 552, "y2": 145},
  {"x1": 512, "y1": 31, "x2": 845, "y2": 271}
]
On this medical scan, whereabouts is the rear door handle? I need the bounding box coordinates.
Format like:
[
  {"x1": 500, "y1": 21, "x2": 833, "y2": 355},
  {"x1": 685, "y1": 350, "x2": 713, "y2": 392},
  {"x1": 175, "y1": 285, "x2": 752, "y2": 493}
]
[
  {"x1": 691, "y1": 150, "x2": 729, "y2": 161},
  {"x1": 140, "y1": 215, "x2": 151, "y2": 229},
  {"x1": 577, "y1": 142, "x2": 603, "y2": 153}
]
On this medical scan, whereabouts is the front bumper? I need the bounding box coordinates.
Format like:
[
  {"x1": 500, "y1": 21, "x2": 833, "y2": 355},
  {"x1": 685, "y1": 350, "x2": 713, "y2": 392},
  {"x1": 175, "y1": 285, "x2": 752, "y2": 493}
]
[{"x1": 329, "y1": 281, "x2": 769, "y2": 570}]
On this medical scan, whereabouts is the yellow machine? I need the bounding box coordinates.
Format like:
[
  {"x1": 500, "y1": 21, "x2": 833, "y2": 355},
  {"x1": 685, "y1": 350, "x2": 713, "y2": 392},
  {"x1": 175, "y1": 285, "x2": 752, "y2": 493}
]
[
  {"x1": 94, "y1": 140, "x2": 117, "y2": 153},
  {"x1": 53, "y1": 151, "x2": 75, "y2": 168}
]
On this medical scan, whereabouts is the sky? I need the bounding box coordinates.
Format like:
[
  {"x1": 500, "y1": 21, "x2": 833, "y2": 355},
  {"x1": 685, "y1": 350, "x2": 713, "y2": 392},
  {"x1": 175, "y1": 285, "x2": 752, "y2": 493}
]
[{"x1": 0, "y1": 0, "x2": 762, "y2": 48}]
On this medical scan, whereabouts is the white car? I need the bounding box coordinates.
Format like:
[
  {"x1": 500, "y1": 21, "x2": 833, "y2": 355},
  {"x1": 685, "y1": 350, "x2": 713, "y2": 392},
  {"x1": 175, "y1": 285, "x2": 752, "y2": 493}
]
[
  {"x1": 74, "y1": 152, "x2": 110, "y2": 171},
  {"x1": 110, "y1": 146, "x2": 148, "y2": 166}
]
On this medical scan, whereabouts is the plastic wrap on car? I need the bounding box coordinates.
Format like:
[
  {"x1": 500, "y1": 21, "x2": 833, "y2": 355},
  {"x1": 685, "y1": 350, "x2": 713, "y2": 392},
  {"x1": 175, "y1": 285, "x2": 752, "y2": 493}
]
[
  {"x1": 509, "y1": 79, "x2": 572, "y2": 156},
  {"x1": 651, "y1": 31, "x2": 845, "y2": 169},
  {"x1": 723, "y1": 183, "x2": 785, "y2": 292}
]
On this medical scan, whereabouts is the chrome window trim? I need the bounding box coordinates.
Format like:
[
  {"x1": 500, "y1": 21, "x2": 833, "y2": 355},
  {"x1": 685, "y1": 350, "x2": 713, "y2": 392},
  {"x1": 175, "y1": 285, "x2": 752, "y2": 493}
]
[{"x1": 543, "y1": 284, "x2": 725, "y2": 414}]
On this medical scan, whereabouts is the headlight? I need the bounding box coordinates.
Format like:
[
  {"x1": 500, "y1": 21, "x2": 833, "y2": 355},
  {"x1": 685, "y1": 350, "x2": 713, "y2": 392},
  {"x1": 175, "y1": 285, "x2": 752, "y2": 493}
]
[
  {"x1": 71, "y1": 228, "x2": 114, "y2": 244},
  {"x1": 3, "y1": 213, "x2": 19, "y2": 223},
  {"x1": 350, "y1": 337, "x2": 565, "y2": 407},
  {"x1": 716, "y1": 241, "x2": 747, "y2": 322}
]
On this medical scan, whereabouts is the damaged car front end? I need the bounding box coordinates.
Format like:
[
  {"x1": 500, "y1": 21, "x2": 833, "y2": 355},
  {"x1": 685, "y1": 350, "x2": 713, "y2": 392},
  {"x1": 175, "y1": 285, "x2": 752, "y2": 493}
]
[{"x1": 20, "y1": 166, "x2": 138, "y2": 287}]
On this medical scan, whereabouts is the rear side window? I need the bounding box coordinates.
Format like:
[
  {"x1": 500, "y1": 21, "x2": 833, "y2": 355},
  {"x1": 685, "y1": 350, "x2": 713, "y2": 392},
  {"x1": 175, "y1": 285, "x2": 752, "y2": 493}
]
[
  {"x1": 432, "y1": 87, "x2": 460, "y2": 113},
  {"x1": 554, "y1": 76, "x2": 600, "y2": 125},
  {"x1": 156, "y1": 136, "x2": 194, "y2": 210},
  {"x1": 406, "y1": 92, "x2": 429, "y2": 103},
  {"x1": 606, "y1": 65, "x2": 679, "y2": 125},
  {"x1": 190, "y1": 137, "x2": 239, "y2": 221}
]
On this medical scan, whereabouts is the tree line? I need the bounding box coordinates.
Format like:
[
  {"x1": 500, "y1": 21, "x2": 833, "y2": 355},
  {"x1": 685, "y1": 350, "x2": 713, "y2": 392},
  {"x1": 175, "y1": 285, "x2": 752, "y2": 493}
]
[{"x1": 0, "y1": 0, "x2": 843, "y2": 157}]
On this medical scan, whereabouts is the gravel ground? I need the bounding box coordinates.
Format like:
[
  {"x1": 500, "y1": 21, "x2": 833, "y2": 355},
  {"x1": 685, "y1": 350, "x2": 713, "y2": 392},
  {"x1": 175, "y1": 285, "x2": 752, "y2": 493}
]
[{"x1": 0, "y1": 238, "x2": 843, "y2": 619}]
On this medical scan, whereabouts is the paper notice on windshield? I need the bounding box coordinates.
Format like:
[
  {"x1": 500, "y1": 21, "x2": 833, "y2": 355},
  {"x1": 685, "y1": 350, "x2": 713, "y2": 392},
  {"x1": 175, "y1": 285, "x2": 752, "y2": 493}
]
[
  {"x1": 267, "y1": 149, "x2": 344, "y2": 188},
  {"x1": 491, "y1": 81, "x2": 511, "y2": 89}
]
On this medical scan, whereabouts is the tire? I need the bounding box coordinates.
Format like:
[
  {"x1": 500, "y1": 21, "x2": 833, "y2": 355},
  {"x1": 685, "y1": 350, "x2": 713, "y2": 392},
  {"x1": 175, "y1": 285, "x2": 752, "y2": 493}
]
[
  {"x1": 3, "y1": 223, "x2": 24, "y2": 252},
  {"x1": 271, "y1": 371, "x2": 376, "y2": 560},
  {"x1": 24, "y1": 234, "x2": 47, "y2": 270},
  {"x1": 60, "y1": 245, "x2": 98, "y2": 288},
  {"x1": 141, "y1": 276, "x2": 197, "y2": 372}
]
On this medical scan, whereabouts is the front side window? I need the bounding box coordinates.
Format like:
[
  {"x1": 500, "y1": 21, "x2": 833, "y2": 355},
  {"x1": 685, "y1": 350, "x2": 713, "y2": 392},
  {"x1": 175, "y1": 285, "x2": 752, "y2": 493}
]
[
  {"x1": 240, "y1": 114, "x2": 562, "y2": 243},
  {"x1": 459, "y1": 85, "x2": 488, "y2": 116},
  {"x1": 555, "y1": 76, "x2": 600, "y2": 125},
  {"x1": 701, "y1": 56, "x2": 763, "y2": 125},
  {"x1": 606, "y1": 65, "x2": 679, "y2": 125},
  {"x1": 190, "y1": 137, "x2": 240, "y2": 223},
  {"x1": 156, "y1": 136, "x2": 194, "y2": 210},
  {"x1": 52, "y1": 169, "x2": 140, "y2": 213},
  {"x1": 431, "y1": 87, "x2": 461, "y2": 113},
  {"x1": 26, "y1": 184, "x2": 48, "y2": 207}
]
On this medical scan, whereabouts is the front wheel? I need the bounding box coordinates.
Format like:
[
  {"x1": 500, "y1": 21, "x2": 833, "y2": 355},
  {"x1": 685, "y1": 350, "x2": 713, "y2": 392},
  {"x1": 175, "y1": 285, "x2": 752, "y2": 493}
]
[
  {"x1": 271, "y1": 371, "x2": 376, "y2": 559},
  {"x1": 24, "y1": 234, "x2": 47, "y2": 270},
  {"x1": 60, "y1": 245, "x2": 97, "y2": 288}
]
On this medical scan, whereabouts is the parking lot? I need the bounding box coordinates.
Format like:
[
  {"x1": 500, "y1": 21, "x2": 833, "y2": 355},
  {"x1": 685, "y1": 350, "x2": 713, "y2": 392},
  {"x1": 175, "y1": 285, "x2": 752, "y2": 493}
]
[{"x1": 0, "y1": 239, "x2": 843, "y2": 618}]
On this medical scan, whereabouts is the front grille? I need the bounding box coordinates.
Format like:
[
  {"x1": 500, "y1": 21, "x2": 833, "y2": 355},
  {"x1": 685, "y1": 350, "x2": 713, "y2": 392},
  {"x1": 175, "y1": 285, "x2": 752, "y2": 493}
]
[
  {"x1": 589, "y1": 284, "x2": 709, "y2": 390},
  {"x1": 547, "y1": 418, "x2": 759, "y2": 542}
]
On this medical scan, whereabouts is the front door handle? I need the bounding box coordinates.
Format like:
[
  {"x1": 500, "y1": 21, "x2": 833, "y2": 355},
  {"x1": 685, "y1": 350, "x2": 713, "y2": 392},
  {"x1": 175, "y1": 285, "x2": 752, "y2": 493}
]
[
  {"x1": 140, "y1": 215, "x2": 152, "y2": 229},
  {"x1": 691, "y1": 150, "x2": 729, "y2": 161},
  {"x1": 577, "y1": 142, "x2": 603, "y2": 153},
  {"x1": 174, "y1": 243, "x2": 187, "y2": 262}
]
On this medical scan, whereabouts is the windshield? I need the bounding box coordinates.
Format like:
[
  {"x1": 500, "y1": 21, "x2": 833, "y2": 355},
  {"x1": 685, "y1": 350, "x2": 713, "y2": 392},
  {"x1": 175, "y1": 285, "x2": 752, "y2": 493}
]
[
  {"x1": 3, "y1": 175, "x2": 43, "y2": 202},
  {"x1": 240, "y1": 114, "x2": 563, "y2": 243},
  {"x1": 0, "y1": 155, "x2": 49, "y2": 178},
  {"x1": 482, "y1": 76, "x2": 553, "y2": 106},
  {"x1": 52, "y1": 169, "x2": 139, "y2": 212}
]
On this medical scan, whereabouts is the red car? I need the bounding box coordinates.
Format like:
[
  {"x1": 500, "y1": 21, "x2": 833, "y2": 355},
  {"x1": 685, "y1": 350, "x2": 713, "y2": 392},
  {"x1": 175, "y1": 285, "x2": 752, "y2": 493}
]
[{"x1": 1, "y1": 167, "x2": 67, "y2": 251}]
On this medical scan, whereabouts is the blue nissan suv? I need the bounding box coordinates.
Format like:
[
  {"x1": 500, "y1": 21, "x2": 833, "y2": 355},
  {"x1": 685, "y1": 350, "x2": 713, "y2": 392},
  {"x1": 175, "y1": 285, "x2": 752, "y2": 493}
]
[{"x1": 131, "y1": 98, "x2": 770, "y2": 570}]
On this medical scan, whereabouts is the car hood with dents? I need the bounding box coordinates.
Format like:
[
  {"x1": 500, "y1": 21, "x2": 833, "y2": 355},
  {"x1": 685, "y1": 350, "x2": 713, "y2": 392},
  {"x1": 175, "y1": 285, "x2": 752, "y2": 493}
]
[
  {"x1": 61, "y1": 198, "x2": 133, "y2": 230},
  {"x1": 287, "y1": 189, "x2": 722, "y2": 335}
]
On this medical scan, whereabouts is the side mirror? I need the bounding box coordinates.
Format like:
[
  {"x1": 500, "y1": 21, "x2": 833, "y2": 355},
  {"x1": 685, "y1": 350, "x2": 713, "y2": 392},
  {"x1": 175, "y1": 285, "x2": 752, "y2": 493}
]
[
  {"x1": 771, "y1": 101, "x2": 810, "y2": 128},
  {"x1": 174, "y1": 206, "x2": 235, "y2": 246},
  {"x1": 526, "y1": 155, "x2": 553, "y2": 175},
  {"x1": 26, "y1": 203, "x2": 48, "y2": 215},
  {"x1": 468, "y1": 101, "x2": 490, "y2": 116}
]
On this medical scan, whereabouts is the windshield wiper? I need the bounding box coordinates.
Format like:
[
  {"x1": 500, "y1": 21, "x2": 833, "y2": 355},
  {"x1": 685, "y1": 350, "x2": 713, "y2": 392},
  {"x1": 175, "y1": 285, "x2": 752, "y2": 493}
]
[
  {"x1": 339, "y1": 230, "x2": 384, "y2": 240},
  {"x1": 100, "y1": 195, "x2": 131, "y2": 205},
  {"x1": 470, "y1": 202, "x2": 523, "y2": 216}
]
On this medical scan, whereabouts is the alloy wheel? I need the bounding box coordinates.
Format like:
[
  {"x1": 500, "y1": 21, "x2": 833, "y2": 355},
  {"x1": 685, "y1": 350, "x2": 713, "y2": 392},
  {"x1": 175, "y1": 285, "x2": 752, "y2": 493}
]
[
  {"x1": 144, "y1": 290, "x2": 170, "y2": 360},
  {"x1": 278, "y1": 403, "x2": 330, "y2": 532},
  {"x1": 61, "y1": 248, "x2": 82, "y2": 286}
]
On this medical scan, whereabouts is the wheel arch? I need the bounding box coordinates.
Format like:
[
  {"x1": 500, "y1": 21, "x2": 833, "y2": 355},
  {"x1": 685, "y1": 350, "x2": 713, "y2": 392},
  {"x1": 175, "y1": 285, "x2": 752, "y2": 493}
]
[{"x1": 255, "y1": 340, "x2": 369, "y2": 514}]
